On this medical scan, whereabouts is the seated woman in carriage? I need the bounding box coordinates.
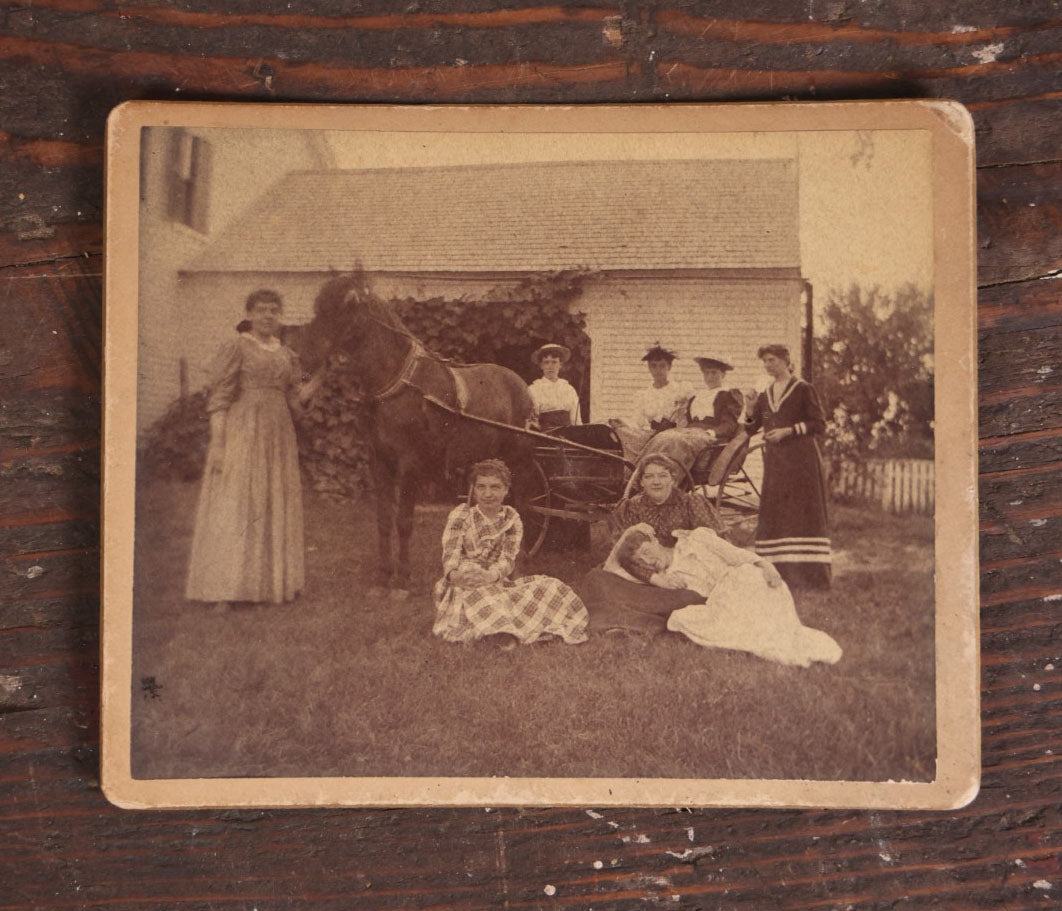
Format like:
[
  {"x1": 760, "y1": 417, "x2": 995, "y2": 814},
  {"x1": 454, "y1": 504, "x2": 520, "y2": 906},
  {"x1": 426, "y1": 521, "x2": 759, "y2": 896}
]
[
  {"x1": 607, "y1": 344, "x2": 694, "y2": 461},
  {"x1": 527, "y1": 343, "x2": 582, "y2": 431},
  {"x1": 433, "y1": 459, "x2": 589, "y2": 646},
  {"x1": 637, "y1": 355, "x2": 744, "y2": 480}
]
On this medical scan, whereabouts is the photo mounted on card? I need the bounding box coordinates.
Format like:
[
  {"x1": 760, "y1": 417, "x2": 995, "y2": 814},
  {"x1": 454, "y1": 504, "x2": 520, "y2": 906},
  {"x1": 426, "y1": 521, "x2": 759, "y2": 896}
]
[{"x1": 102, "y1": 101, "x2": 978, "y2": 809}]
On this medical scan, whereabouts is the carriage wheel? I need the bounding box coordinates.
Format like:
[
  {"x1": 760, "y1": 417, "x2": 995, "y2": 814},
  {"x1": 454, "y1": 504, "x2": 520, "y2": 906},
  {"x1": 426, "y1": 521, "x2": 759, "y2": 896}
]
[
  {"x1": 714, "y1": 459, "x2": 761, "y2": 520},
  {"x1": 519, "y1": 459, "x2": 552, "y2": 557}
]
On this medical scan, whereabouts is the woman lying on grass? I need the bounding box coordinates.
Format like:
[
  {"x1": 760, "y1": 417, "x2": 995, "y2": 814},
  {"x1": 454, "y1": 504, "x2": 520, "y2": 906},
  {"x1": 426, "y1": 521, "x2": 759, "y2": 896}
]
[
  {"x1": 432, "y1": 459, "x2": 590, "y2": 647},
  {"x1": 609, "y1": 523, "x2": 842, "y2": 667},
  {"x1": 576, "y1": 453, "x2": 718, "y2": 635}
]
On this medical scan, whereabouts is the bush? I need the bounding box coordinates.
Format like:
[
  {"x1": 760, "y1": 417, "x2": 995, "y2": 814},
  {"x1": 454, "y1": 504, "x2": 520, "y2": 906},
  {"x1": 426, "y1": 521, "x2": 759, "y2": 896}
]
[
  {"x1": 296, "y1": 366, "x2": 375, "y2": 498},
  {"x1": 814, "y1": 284, "x2": 934, "y2": 473},
  {"x1": 139, "y1": 390, "x2": 210, "y2": 482}
]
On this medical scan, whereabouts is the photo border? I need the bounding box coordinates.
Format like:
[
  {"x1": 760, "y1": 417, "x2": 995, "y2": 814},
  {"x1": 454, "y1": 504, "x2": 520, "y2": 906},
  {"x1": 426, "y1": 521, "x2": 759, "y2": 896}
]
[{"x1": 102, "y1": 100, "x2": 978, "y2": 809}]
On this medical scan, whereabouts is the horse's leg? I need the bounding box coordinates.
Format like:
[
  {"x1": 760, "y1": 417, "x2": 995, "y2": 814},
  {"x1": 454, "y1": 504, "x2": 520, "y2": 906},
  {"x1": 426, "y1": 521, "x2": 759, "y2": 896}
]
[
  {"x1": 371, "y1": 451, "x2": 397, "y2": 593},
  {"x1": 390, "y1": 459, "x2": 420, "y2": 600}
]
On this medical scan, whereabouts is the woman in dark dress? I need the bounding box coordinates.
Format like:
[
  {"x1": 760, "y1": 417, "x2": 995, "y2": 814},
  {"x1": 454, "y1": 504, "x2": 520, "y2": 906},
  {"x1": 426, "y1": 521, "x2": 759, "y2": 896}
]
[
  {"x1": 686, "y1": 357, "x2": 742, "y2": 442},
  {"x1": 743, "y1": 344, "x2": 832, "y2": 589},
  {"x1": 576, "y1": 453, "x2": 721, "y2": 634}
]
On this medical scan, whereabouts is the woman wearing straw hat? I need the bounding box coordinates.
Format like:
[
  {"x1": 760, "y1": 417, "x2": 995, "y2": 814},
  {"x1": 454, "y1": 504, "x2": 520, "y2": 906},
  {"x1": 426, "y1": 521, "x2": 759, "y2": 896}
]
[
  {"x1": 528, "y1": 343, "x2": 581, "y2": 431},
  {"x1": 686, "y1": 356, "x2": 742, "y2": 443}
]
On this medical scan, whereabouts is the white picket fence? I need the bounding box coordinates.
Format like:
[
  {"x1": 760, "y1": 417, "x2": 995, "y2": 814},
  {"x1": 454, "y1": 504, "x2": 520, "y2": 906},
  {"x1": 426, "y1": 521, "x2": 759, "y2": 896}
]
[{"x1": 832, "y1": 458, "x2": 935, "y2": 515}]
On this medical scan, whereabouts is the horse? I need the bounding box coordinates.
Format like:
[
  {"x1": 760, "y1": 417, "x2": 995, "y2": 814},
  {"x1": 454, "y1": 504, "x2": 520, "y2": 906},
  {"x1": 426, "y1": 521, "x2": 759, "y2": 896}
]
[{"x1": 297, "y1": 273, "x2": 539, "y2": 597}]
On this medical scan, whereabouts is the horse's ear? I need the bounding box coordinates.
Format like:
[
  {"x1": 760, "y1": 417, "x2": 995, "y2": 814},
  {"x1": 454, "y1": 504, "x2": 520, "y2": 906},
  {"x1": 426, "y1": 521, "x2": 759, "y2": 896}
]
[
  {"x1": 314, "y1": 270, "x2": 353, "y2": 317},
  {"x1": 339, "y1": 266, "x2": 373, "y2": 309}
]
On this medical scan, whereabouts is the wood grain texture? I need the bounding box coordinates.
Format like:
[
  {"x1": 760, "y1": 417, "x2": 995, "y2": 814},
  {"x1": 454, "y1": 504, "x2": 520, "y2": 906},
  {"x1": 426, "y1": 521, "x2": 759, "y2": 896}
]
[{"x1": 0, "y1": 2, "x2": 1059, "y2": 908}]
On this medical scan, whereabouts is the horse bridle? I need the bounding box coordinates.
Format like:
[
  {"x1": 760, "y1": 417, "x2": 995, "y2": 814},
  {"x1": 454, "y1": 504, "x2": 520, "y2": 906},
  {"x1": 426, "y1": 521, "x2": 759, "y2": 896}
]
[{"x1": 325, "y1": 304, "x2": 428, "y2": 403}]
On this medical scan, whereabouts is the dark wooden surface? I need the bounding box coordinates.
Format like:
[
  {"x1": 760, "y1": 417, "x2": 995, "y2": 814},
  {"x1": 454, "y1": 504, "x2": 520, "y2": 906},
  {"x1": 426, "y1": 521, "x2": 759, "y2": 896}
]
[{"x1": 1, "y1": 2, "x2": 1059, "y2": 908}]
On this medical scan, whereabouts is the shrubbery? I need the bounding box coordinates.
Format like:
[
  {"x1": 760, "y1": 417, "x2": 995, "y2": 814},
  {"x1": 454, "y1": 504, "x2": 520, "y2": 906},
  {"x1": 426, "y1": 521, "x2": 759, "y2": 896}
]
[
  {"x1": 138, "y1": 390, "x2": 211, "y2": 482},
  {"x1": 813, "y1": 284, "x2": 934, "y2": 474}
]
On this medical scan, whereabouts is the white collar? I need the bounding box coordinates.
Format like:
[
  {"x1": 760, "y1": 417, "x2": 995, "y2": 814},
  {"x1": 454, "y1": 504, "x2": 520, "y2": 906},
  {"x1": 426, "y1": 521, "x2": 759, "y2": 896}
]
[
  {"x1": 246, "y1": 333, "x2": 281, "y2": 351},
  {"x1": 767, "y1": 376, "x2": 799, "y2": 411}
]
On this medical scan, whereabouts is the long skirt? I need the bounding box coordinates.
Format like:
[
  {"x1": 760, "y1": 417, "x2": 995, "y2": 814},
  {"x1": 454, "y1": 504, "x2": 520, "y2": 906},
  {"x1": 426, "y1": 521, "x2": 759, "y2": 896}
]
[
  {"x1": 433, "y1": 576, "x2": 589, "y2": 644},
  {"x1": 576, "y1": 567, "x2": 703, "y2": 634},
  {"x1": 639, "y1": 427, "x2": 717, "y2": 475},
  {"x1": 755, "y1": 437, "x2": 832, "y2": 588},
  {"x1": 185, "y1": 388, "x2": 304, "y2": 603},
  {"x1": 667, "y1": 564, "x2": 842, "y2": 667}
]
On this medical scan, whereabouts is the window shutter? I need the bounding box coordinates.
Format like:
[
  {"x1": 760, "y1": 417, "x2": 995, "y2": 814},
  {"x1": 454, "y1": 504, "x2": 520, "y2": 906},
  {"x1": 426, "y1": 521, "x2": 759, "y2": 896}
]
[{"x1": 189, "y1": 137, "x2": 212, "y2": 233}]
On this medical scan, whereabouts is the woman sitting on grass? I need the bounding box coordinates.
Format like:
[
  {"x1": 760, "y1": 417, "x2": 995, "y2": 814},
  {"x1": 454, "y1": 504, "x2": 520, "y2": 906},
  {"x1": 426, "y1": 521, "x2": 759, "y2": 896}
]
[
  {"x1": 609, "y1": 523, "x2": 842, "y2": 667},
  {"x1": 432, "y1": 459, "x2": 590, "y2": 647},
  {"x1": 576, "y1": 453, "x2": 719, "y2": 635}
]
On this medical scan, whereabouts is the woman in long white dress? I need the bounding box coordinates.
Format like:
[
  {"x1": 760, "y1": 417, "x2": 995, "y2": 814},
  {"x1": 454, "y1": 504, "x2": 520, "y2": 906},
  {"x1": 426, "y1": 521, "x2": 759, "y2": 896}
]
[
  {"x1": 432, "y1": 459, "x2": 589, "y2": 645},
  {"x1": 185, "y1": 289, "x2": 317, "y2": 605},
  {"x1": 608, "y1": 523, "x2": 842, "y2": 667}
]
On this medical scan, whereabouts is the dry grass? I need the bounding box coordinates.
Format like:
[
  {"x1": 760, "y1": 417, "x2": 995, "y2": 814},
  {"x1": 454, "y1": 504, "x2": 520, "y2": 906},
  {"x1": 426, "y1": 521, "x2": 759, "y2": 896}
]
[{"x1": 131, "y1": 480, "x2": 935, "y2": 782}]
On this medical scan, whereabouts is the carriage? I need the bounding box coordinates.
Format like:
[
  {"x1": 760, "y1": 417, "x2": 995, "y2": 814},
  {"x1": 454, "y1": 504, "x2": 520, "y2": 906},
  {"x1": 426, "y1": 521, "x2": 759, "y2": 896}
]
[{"x1": 425, "y1": 402, "x2": 763, "y2": 556}]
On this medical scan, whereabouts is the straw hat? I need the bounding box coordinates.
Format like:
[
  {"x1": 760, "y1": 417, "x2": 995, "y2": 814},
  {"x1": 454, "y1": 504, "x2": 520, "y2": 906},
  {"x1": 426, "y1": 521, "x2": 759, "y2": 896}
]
[{"x1": 531, "y1": 343, "x2": 571, "y2": 365}]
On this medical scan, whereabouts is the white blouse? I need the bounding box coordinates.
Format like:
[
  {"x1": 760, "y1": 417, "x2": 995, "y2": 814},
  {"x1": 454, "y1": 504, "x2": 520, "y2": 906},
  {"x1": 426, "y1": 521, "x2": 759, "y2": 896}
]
[
  {"x1": 688, "y1": 387, "x2": 723, "y2": 421},
  {"x1": 669, "y1": 527, "x2": 760, "y2": 598},
  {"x1": 626, "y1": 381, "x2": 694, "y2": 430},
  {"x1": 528, "y1": 377, "x2": 581, "y2": 424}
]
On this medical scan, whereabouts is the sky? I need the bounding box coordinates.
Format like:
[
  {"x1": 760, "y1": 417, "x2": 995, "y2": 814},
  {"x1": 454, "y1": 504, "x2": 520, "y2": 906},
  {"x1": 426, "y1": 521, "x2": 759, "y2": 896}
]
[{"x1": 322, "y1": 127, "x2": 934, "y2": 303}]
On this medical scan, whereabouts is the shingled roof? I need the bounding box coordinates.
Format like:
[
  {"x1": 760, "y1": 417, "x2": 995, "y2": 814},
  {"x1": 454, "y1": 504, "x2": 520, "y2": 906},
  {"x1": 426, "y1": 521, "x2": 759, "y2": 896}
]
[{"x1": 186, "y1": 158, "x2": 799, "y2": 274}]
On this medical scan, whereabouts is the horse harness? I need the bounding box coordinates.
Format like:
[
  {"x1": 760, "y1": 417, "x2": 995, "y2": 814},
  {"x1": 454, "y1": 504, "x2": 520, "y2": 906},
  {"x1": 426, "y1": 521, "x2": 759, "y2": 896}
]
[{"x1": 346, "y1": 330, "x2": 470, "y2": 414}]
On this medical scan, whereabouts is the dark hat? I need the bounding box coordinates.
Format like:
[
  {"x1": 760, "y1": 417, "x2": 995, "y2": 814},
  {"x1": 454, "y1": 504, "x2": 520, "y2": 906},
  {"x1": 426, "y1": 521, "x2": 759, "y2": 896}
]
[
  {"x1": 693, "y1": 356, "x2": 734, "y2": 372},
  {"x1": 641, "y1": 342, "x2": 677, "y2": 364},
  {"x1": 531, "y1": 343, "x2": 571, "y2": 365}
]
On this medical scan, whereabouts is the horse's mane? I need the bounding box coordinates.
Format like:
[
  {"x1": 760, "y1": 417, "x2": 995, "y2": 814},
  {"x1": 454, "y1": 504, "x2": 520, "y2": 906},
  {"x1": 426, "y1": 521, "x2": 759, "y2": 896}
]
[{"x1": 314, "y1": 272, "x2": 410, "y2": 337}]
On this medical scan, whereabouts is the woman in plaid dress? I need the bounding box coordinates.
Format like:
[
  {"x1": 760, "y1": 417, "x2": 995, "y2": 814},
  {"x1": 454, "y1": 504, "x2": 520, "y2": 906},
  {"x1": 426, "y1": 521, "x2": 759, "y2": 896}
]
[{"x1": 432, "y1": 460, "x2": 589, "y2": 645}]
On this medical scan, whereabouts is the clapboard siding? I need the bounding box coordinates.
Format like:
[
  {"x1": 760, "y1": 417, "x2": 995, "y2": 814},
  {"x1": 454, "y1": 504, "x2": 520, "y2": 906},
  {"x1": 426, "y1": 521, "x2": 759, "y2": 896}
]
[
  {"x1": 154, "y1": 269, "x2": 805, "y2": 432},
  {"x1": 581, "y1": 273, "x2": 804, "y2": 421},
  {"x1": 163, "y1": 271, "x2": 522, "y2": 428}
]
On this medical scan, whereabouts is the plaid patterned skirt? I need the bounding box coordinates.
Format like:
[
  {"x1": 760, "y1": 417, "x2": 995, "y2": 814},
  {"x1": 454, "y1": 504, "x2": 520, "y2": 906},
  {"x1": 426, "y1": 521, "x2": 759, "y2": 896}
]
[{"x1": 432, "y1": 575, "x2": 589, "y2": 645}]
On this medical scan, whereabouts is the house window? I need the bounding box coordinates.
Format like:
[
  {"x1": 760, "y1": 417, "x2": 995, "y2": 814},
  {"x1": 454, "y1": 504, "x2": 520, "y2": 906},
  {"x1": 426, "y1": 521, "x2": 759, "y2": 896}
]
[{"x1": 166, "y1": 130, "x2": 211, "y2": 232}]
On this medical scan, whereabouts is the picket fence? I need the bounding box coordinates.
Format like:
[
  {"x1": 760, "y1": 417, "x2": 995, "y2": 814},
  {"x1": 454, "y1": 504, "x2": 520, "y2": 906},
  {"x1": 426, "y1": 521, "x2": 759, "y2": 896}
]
[{"x1": 831, "y1": 457, "x2": 935, "y2": 515}]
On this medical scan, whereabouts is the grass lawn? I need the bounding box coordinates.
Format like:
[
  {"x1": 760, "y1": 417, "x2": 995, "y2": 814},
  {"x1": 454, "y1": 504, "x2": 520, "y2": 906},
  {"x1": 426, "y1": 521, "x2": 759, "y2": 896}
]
[{"x1": 131, "y1": 479, "x2": 935, "y2": 782}]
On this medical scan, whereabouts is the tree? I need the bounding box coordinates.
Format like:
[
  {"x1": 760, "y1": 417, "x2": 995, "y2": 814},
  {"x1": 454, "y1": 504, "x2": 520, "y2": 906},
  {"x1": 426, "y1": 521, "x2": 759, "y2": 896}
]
[{"x1": 813, "y1": 284, "x2": 934, "y2": 464}]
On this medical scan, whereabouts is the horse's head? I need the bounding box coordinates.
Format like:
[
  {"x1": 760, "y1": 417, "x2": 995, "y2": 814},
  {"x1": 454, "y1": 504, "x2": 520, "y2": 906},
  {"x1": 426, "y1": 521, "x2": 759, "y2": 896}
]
[{"x1": 298, "y1": 271, "x2": 376, "y2": 374}]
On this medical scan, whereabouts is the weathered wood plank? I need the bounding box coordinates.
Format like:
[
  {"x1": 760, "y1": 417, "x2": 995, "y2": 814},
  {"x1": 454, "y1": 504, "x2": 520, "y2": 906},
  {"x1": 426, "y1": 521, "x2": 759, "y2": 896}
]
[{"x1": 977, "y1": 161, "x2": 1062, "y2": 286}]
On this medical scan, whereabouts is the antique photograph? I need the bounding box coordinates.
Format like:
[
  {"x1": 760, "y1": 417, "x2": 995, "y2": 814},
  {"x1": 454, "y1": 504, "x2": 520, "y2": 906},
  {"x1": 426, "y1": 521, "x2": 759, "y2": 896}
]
[{"x1": 102, "y1": 102, "x2": 978, "y2": 809}]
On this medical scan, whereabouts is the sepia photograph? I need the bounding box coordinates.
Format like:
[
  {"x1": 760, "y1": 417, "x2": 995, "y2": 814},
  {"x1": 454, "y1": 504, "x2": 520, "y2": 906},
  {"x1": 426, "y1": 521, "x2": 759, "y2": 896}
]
[{"x1": 102, "y1": 102, "x2": 978, "y2": 809}]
